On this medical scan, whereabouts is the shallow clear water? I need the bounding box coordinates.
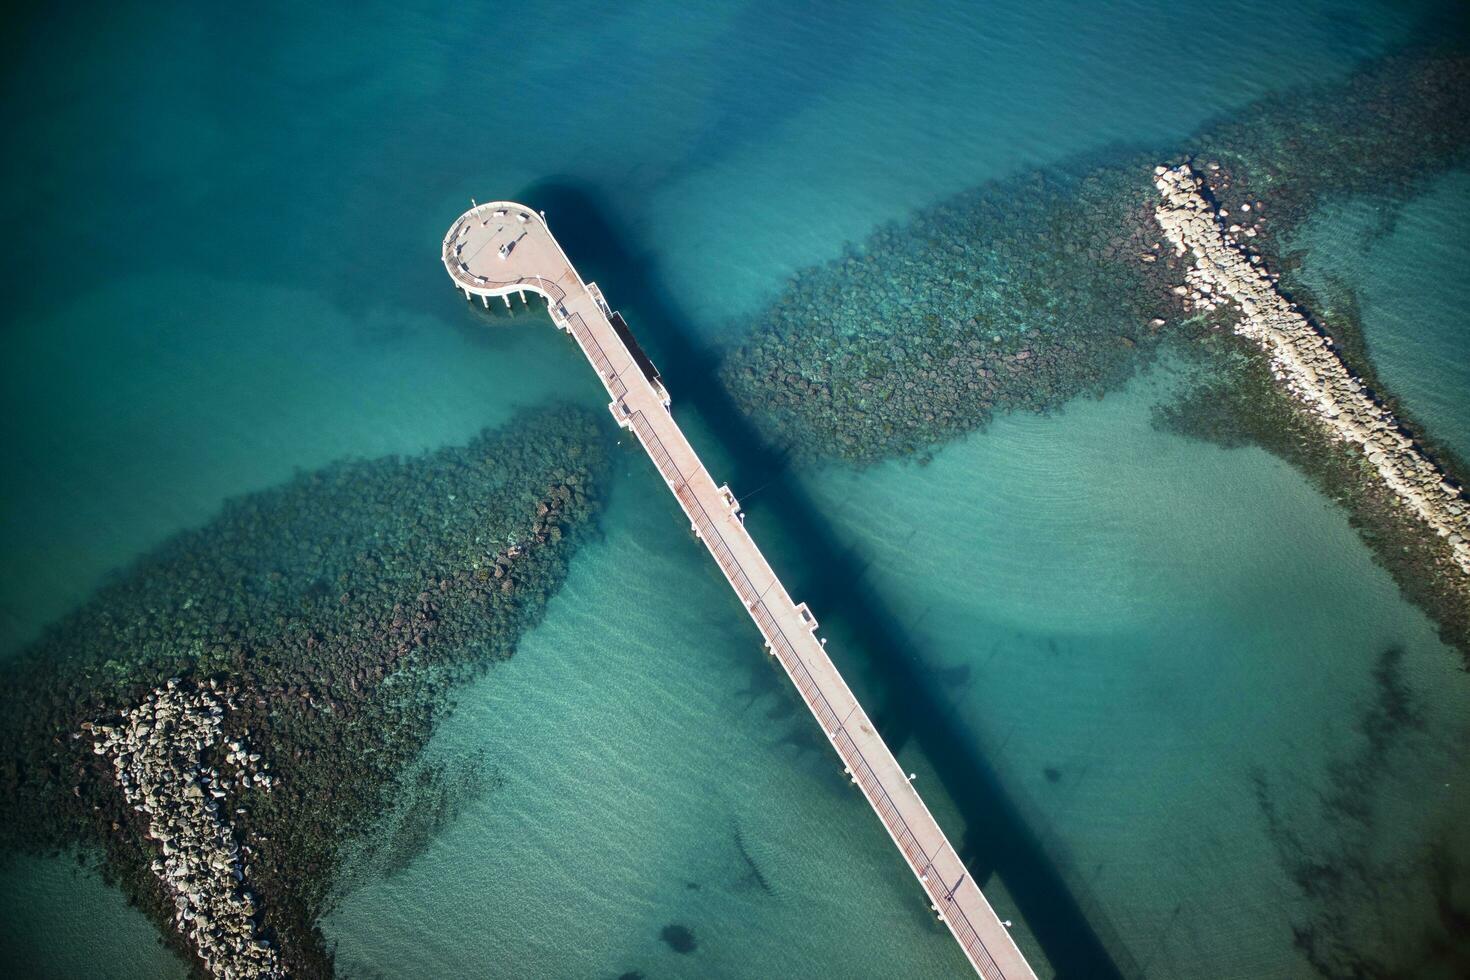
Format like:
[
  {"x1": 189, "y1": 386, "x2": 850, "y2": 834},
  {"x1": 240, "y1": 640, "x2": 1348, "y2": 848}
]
[
  {"x1": 325, "y1": 467, "x2": 981, "y2": 978},
  {"x1": 800, "y1": 368, "x2": 1470, "y2": 977},
  {"x1": 2, "y1": 1, "x2": 1467, "y2": 977}
]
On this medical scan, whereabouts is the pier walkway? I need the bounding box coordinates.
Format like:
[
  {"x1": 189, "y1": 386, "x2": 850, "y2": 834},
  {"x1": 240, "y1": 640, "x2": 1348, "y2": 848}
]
[{"x1": 442, "y1": 202, "x2": 1037, "y2": 980}]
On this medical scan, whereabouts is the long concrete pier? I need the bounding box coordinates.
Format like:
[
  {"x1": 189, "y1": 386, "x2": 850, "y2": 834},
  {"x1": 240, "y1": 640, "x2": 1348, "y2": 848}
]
[{"x1": 442, "y1": 203, "x2": 1037, "y2": 979}]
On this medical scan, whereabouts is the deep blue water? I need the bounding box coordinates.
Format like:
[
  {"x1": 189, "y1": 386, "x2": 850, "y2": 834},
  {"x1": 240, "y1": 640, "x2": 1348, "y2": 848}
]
[{"x1": 2, "y1": 2, "x2": 1468, "y2": 977}]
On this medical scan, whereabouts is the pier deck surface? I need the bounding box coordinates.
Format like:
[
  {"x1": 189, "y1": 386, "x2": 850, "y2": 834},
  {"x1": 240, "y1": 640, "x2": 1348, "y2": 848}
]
[{"x1": 442, "y1": 202, "x2": 1037, "y2": 980}]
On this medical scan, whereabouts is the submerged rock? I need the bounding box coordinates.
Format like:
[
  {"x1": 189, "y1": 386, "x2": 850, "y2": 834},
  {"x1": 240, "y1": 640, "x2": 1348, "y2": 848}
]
[
  {"x1": 722, "y1": 51, "x2": 1470, "y2": 466},
  {"x1": 722, "y1": 161, "x2": 1182, "y2": 462},
  {"x1": 717, "y1": 48, "x2": 1470, "y2": 663},
  {"x1": 660, "y1": 923, "x2": 697, "y2": 954},
  {"x1": 0, "y1": 405, "x2": 607, "y2": 979}
]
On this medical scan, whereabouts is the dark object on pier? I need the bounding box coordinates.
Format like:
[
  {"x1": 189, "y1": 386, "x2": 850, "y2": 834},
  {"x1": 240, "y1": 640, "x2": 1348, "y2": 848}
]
[{"x1": 609, "y1": 310, "x2": 662, "y2": 386}]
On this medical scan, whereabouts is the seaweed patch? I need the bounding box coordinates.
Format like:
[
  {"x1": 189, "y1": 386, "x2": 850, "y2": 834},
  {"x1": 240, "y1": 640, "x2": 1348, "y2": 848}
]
[
  {"x1": 1252, "y1": 648, "x2": 1469, "y2": 978},
  {"x1": 660, "y1": 923, "x2": 698, "y2": 954}
]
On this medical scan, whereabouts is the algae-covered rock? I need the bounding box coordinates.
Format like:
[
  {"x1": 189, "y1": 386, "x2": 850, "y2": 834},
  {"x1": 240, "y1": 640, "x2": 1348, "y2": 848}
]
[
  {"x1": 724, "y1": 162, "x2": 1182, "y2": 462},
  {"x1": 0, "y1": 404, "x2": 607, "y2": 979},
  {"x1": 721, "y1": 50, "x2": 1470, "y2": 465}
]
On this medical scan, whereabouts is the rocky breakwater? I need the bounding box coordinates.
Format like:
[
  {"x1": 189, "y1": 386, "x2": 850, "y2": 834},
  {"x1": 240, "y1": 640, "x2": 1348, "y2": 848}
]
[
  {"x1": 0, "y1": 405, "x2": 608, "y2": 978},
  {"x1": 721, "y1": 50, "x2": 1468, "y2": 467},
  {"x1": 90, "y1": 680, "x2": 280, "y2": 979},
  {"x1": 1154, "y1": 163, "x2": 1470, "y2": 576}
]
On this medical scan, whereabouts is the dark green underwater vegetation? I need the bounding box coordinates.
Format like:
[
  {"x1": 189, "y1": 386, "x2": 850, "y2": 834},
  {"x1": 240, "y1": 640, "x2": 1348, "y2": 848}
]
[
  {"x1": 0, "y1": 405, "x2": 607, "y2": 978},
  {"x1": 1252, "y1": 647, "x2": 1470, "y2": 979},
  {"x1": 722, "y1": 157, "x2": 1183, "y2": 463},
  {"x1": 723, "y1": 50, "x2": 1470, "y2": 463},
  {"x1": 721, "y1": 49, "x2": 1470, "y2": 668}
]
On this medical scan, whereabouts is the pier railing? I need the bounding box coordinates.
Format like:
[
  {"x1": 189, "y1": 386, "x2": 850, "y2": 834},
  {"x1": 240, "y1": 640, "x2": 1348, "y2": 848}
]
[
  {"x1": 443, "y1": 210, "x2": 569, "y2": 303},
  {"x1": 563, "y1": 313, "x2": 629, "y2": 402}
]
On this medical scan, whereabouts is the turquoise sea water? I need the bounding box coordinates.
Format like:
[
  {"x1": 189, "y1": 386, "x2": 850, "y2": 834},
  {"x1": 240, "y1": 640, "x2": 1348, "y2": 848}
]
[
  {"x1": 1290, "y1": 169, "x2": 1470, "y2": 461},
  {"x1": 3, "y1": 2, "x2": 1468, "y2": 977}
]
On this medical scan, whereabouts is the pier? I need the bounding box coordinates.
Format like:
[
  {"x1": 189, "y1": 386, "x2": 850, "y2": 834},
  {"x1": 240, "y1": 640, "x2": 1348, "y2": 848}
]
[{"x1": 442, "y1": 202, "x2": 1037, "y2": 980}]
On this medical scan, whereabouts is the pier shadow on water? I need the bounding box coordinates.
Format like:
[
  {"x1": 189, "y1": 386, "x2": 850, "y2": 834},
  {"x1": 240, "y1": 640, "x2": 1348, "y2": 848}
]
[{"x1": 515, "y1": 178, "x2": 1129, "y2": 980}]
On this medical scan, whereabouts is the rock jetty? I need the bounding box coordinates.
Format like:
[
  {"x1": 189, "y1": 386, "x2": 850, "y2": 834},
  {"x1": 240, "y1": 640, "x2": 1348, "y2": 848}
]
[
  {"x1": 717, "y1": 50, "x2": 1470, "y2": 663},
  {"x1": 723, "y1": 52, "x2": 1469, "y2": 467},
  {"x1": 91, "y1": 680, "x2": 281, "y2": 979},
  {"x1": 0, "y1": 405, "x2": 607, "y2": 979},
  {"x1": 1153, "y1": 163, "x2": 1470, "y2": 576}
]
